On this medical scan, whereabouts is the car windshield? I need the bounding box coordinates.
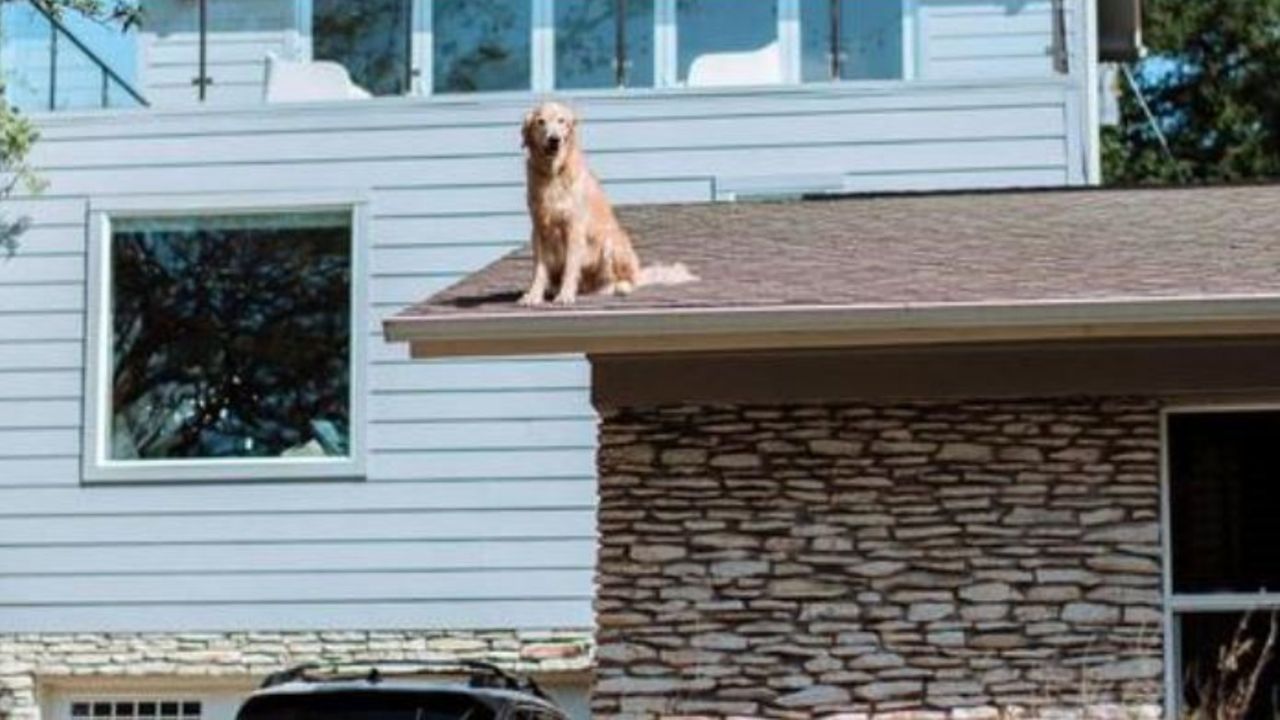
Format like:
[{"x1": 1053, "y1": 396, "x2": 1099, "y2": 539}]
[{"x1": 236, "y1": 691, "x2": 497, "y2": 720}]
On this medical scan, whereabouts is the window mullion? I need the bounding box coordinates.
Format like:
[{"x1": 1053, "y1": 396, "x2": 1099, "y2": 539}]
[
  {"x1": 293, "y1": 0, "x2": 314, "y2": 60},
  {"x1": 532, "y1": 0, "x2": 554, "y2": 91},
  {"x1": 654, "y1": 0, "x2": 676, "y2": 87},
  {"x1": 413, "y1": 0, "x2": 433, "y2": 95},
  {"x1": 777, "y1": 0, "x2": 799, "y2": 84}
]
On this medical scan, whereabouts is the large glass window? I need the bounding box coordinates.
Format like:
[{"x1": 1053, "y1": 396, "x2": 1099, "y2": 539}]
[
  {"x1": 1168, "y1": 410, "x2": 1280, "y2": 719},
  {"x1": 801, "y1": 0, "x2": 905, "y2": 82},
  {"x1": 313, "y1": 0, "x2": 414, "y2": 96},
  {"x1": 677, "y1": 0, "x2": 779, "y2": 86},
  {"x1": 107, "y1": 212, "x2": 353, "y2": 464},
  {"x1": 433, "y1": 0, "x2": 532, "y2": 93},
  {"x1": 555, "y1": 0, "x2": 655, "y2": 89}
]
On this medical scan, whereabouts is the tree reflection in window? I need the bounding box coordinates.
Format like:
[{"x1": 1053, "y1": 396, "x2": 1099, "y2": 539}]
[
  {"x1": 110, "y1": 213, "x2": 352, "y2": 461},
  {"x1": 433, "y1": 0, "x2": 532, "y2": 93},
  {"x1": 555, "y1": 0, "x2": 655, "y2": 89},
  {"x1": 313, "y1": 0, "x2": 413, "y2": 96}
]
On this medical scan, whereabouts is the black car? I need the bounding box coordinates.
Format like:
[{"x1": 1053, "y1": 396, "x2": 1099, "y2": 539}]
[{"x1": 235, "y1": 662, "x2": 569, "y2": 720}]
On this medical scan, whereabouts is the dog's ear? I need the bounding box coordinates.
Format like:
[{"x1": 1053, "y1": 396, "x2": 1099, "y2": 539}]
[{"x1": 520, "y1": 110, "x2": 536, "y2": 150}]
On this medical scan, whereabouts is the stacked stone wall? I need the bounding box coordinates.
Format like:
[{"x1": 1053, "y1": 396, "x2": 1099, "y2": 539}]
[{"x1": 595, "y1": 400, "x2": 1163, "y2": 719}]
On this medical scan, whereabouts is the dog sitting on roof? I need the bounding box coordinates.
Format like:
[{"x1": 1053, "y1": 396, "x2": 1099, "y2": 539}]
[{"x1": 519, "y1": 101, "x2": 695, "y2": 306}]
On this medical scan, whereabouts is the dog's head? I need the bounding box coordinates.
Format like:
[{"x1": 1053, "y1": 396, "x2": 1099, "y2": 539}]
[{"x1": 522, "y1": 101, "x2": 577, "y2": 170}]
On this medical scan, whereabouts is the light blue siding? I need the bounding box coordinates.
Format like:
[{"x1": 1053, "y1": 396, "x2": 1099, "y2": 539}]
[{"x1": 0, "y1": 70, "x2": 1085, "y2": 632}]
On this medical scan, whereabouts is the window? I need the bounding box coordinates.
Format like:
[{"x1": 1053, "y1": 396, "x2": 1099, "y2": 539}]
[
  {"x1": 313, "y1": 0, "x2": 415, "y2": 96},
  {"x1": 84, "y1": 196, "x2": 367, "y2": 483},
  {"x1": 555, "y1": 0, "x2": 655, "y2": 89},
  {"x1": 433, "y1": 0, "x2": 533, "y2": 93},
  {"x1": 1166, "y1": 409, "x2": 1280, "y2": 719},
  {"x1": 70, "y1": 700, "x2": 202, "y2": 720},
  {"x1": 800, "y1": 0, "x2": 908, "y2": 82},
  {"x1": 676, "y1": 0, "x2": 779, "y2": 86}
]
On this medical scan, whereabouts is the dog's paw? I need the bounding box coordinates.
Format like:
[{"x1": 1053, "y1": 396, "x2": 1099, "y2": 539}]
[
  {"x1": 517, "y1": 291, "x2": 545, "y2": 307},
  {"x1": 552, "y1": 291, "x2": 578, "y2": 306}
]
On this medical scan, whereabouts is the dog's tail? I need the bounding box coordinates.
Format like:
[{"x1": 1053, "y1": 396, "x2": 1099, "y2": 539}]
[{"x1": 637, "y1": 262, "x2": 698, "y2": 288}]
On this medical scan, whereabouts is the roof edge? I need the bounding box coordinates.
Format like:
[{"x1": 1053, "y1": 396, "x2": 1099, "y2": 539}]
[{"x1": 385, "y1": 294, "x2": 1280, "y2": 358}]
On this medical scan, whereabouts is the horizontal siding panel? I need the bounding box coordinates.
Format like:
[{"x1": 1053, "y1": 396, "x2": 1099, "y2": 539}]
[
  {"x1": 372, "y1": 276, "x2": 467, "y2": 305},
  {"x1": 36, "y1": 85, "x2": 1069, "y2": 140},
  {"x1": 372, "y1": 245, "x2": 522, "y2": 276},
  {"x1": 36, "y1": 137, "x2": 1066, "y2": 196},
  {"x1": 923, "y1": 7, "x2": 1053, "y2": 36},
  {"x1": 370, "y1": 357, "x2": 589, "y2": 392},
  {"x1": 0, "y1": 478, "x2": 594, "y2": 516},
  {"x1": 0, "y1": 399, "x2": 80, "y2": 429},
  {"x1": 0, "y1": 509, "x2": 593, "y2": 545},
  {"x1": 150, "y1": 40, "x2": 285, "y2": 65},
  {"x1": 370, "y1": 418, "x2": 596, "y2": 452},
  {"x1": 842, "y1": 166, "x2": 1067, "y2": 193},
  {"x1": 36, "y1": 105, "x2": 1065, "y2": 170},
  {"x1": 0, "y1": 197, "x2": 87, "y2": 224},
  {"x1": 0, "y1": 538, "x2": 594, "y2": 575},
  {"x1": 0, "y1": 284, "x2": 84, "y2": 313},
  {"x1": 0, "y1": 225, "x2": 86, "y2": 255},
  {"x1": 369, "y1": 448, "x2": 595, "y2": 481},
  {"x1": 0, "y1": 370, "x2": 83, "y2": 400},
  {"x1": 0, "y1": 312, "x2": 83, "y2": 341},
  {"x1": 926, "y1": 57, "x2": 1056, "y2": 81},
  {"x1": 0, "y1": 255, "x2": 85, "y2": 284},
  {"x1": 0, "y1": 599, "x2": 592, "y2": 632},
  {"x1": 0, "y1": 457, "x2": 81, "y2": 486},
  {"x1": 0, "y1": 342, "x2": 82, "y2": 371},
  {"x1": 370, "y1": 389, "x2": 593, "y2": 422},
  {"x1": 0, "y1": 427, "x2": 79, "y2": 457},
  {"x1": 0, "y1": 569, "x2": 593, "y2": 604},
  {"x1": 374, "y1": 177, "x2": 714, "y2": 219},
  {"x1": 929, "y1": 34, "x2": 1054, "y2": 59},
  {"x1": 375, "y1": 214, "x2": 528, "y2": 248}
]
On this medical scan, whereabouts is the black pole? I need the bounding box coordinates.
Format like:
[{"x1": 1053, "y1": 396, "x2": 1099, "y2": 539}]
[
  {"x1": 615, "y1": 0, "x2": 627, "y2": 87},
  {"x1": 829, "y1": 0, "x2": 840, "y2": 80},
  {"x1": 197, "y1": 0, "x2": 208, "y2": 101}
]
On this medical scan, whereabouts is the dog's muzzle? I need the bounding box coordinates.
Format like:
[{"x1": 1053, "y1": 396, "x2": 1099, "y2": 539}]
[{"x1": 545, "y1": 137, "x2": 562, "y2": 153}]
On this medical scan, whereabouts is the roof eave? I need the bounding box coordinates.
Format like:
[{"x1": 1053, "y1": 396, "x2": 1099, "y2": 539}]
[{"x1": 384, "y1": 295, "x2": 1280, "y2": 359}]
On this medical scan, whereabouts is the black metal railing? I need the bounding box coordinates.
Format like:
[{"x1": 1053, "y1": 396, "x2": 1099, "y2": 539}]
[{"x1": 1, "y1": 0, "x2": 147, "y2": 112}]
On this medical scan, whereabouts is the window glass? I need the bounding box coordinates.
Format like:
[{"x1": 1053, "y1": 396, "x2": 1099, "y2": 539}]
[
  {"x1": 313, "y1": 0, "x2": 413, "y2": 96},
  {"x1": 236, "y1": 691, "x2": 495, "y2": 720},
  {"x1": 433, "y1": 0, "x2": 532, "y2": 93},
  {"x1": 1179, "y1": 612, "x2": 1280, "y2": 720},
  {"x1": 109, "y1": 212, "x2": 352, "y2": 461},
  {"x1": 676, "y1": 0, "x2": 778, "y2": 86},
  {"x1": 800, "y1": 0, "x2": 904, "y2": 82},
  {"x1": 1169, "y1": 411, "x2": 1280, "y2": 594},
  {"x1": 555, "y1": 0, "x2": 655, "y2": 89}
]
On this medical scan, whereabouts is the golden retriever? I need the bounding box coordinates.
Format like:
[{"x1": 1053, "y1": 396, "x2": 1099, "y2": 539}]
[{"x1": 519, "y1": 101, "x2": 692, "y2": 306}]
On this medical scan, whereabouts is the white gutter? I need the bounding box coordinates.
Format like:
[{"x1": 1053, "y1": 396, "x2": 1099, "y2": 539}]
[{"x1": 384, "y1": 294, "x2": 1280, "y2": 358}]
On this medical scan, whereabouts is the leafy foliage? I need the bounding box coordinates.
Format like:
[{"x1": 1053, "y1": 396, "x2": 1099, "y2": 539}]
[
  {"x1": 1103, "y1": 0, "x2": 1280, "y2": 184},
  {"x1": 0, "y1": 0, "x2": 140, "y2": 255}
]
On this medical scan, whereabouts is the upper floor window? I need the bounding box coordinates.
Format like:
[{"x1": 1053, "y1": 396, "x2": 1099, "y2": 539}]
[
  {"x1": 801, "y1": 0, "x2": 908, "y2": 81},
  {"x1": 84, "y1": 197, "x2": 368, "y2": 483},
  {"x1": 677, "y1": 0, "x2": 778, "y2": 86},
  {"x1": 313, "y1": 0, "x2": 415, "y2": 96},
  {"x1": 555, "y1": 0, "x2": 655, "y2": 89},
  {"x1": 433, "y1": 0, "x2": 533, "y2": 93}
]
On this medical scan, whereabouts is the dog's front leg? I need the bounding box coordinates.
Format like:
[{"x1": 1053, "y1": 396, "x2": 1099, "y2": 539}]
[
  {"x1": 553, "y1": 229, "x2": 586, "y2": 305},
  {"x1": 519, "y1": 235, "x2": 550, "y2": 307}
]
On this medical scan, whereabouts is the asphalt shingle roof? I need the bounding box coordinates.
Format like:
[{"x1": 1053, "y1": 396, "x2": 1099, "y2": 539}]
[{"x1": 402, "y1": 184, "x2": 1280, "y2": 318}]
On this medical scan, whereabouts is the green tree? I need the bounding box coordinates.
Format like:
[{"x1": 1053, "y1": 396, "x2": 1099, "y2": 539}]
[
  {"x1": 0, "y1": 0, "x2": 139, "y2": 254},
  {"x1": 1103, "y1": 0, "x2": 1280, "y2": 184}
]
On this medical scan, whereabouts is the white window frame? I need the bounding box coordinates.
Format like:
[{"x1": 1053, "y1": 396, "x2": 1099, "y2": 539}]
[
  {"x1": 298, "y1": 0, "x2": 922, "y2": 95},
  {"x1": 82, "y1": 190, "x2": 370, "y2": 485},
  {"x1": 1159, "y1": 403, "x2": 1280, "y2": 719}
]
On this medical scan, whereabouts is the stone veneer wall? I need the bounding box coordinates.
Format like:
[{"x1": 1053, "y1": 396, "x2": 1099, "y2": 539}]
[
  {"x1": 595, "y1": 400, "x2": 1164, "y2": 719},
  {"x1": 0, "y1": 630, "x2": 592, "y2": 720}
]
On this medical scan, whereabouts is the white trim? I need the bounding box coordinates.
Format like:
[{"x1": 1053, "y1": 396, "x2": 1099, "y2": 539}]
[
  {"x1": 778, "y1": 0, "x2": 801, "y2": 84},
  {"x1": 654, "y1": 0, "x2": 678, "y2": 87},
  {"x1": 413, "y1": 0, "x2": 433, "y2": 95},
  {"x1": 533, "y1": 0, "x2": 555, "y2": 92},
  {"x1": 901, "y1": 0, "x2": 919, "y2": 81},
  {"x1": 82, "y1": 190, "x2": 369, "y2": 485},
  {"x1": 387, "y1": 294, "x2": 1280, "y2": 347},
  {"x1": 1160, "y1": 403, "x2": 1280, "y2": 719},
  {"x1": 1080, "y1": 0, "x2": 1102, "y2": 184},
  {"x1": 293, "y1": 0, "x2": 314, "y2": 61}
]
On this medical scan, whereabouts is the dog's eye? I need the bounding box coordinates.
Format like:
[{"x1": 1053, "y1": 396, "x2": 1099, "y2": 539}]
[{"x1": 537, "y1": 118, "x2": 546, "y2": 126}]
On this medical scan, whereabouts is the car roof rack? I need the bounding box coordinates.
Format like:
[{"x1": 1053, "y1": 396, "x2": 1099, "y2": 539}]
[{"x1": 258, "y1": 659, "x2": 549, "y2": 700}]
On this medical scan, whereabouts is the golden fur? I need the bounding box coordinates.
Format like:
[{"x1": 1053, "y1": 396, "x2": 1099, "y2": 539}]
[{"x1": 519, "y1": 101, "x2": 641, "y2": 306}]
